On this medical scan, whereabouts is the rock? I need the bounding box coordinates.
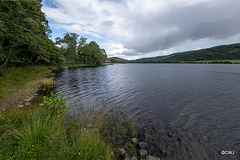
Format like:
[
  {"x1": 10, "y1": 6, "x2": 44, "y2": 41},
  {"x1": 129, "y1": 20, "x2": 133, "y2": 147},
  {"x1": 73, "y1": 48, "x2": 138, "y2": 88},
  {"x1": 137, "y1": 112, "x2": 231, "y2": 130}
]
[
  {"x1": 139, "y1": 149, "x2": 147, "y2": 157},
  {"x1": 131, "y1": 156, "x2": 137, "y2": 160},
  {"x1": 139, "y1": 142, "x2": 147, "y2": 149},
  {"x1": 123, "y1": 158, "x2": 129, "y2": 160},
  {"x1": 120, "y1": 148, "x2": 126, "y2": 156},
  {"x1": 161, "y1": 150, "x2": 167, "y2": 155},
  {"x1": 177, "y1": 138, "x2": 182, "y2": 142},
  {"x1": 131, "y1": 138, "x2": 137, "y2": 144},
  {"x1": 25, "y1": 102, "x2": 31, "y2": 106},
  {"x1": 168, "y1": 132, "x2": 172, "y2": 137},
  {"x1": 1, "y1": 108, "x2": 6, "y2": 111},
  {"x1": 146, "y1": 155, "x2": 160, "y2": 160},
  {"x1": 17, "y1": 104, "x2": 24, "y2": 108}
]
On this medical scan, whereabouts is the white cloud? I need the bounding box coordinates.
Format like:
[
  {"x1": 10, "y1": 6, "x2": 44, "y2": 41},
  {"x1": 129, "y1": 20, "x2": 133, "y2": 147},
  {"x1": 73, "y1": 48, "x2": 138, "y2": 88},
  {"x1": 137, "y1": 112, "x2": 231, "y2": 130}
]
[{"x1": 42, "y1": 0, "x2": 240, "y2": 59}]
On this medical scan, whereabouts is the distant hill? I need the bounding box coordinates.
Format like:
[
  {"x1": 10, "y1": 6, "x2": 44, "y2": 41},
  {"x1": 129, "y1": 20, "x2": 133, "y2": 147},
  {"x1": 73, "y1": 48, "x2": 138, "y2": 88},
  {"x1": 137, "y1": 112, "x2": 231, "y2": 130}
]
[
  {"x1": 108, "y1": 57, "x2": 128, "y2": 63},
  {"x1": 135, "y1": 43, "x2": 240, "y2": 62}
]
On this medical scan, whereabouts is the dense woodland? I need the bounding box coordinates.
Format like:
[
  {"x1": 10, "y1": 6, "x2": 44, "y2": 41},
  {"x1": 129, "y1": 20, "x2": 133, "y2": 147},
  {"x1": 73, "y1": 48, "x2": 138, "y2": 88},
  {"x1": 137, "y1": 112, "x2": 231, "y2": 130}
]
[
  {"x1": 55, "y1": 33, "x2": 107, "y2": 66},
  {"x1": 0, "y1": 0, "x2": 107, "y2": 68}
]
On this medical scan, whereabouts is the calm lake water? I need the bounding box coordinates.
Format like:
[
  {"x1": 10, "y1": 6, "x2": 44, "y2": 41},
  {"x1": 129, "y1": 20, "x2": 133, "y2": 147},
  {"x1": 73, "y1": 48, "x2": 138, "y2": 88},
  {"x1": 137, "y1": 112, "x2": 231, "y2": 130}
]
[{"x1": 53, "y1": 64, "x2": 240, "y2": 160}]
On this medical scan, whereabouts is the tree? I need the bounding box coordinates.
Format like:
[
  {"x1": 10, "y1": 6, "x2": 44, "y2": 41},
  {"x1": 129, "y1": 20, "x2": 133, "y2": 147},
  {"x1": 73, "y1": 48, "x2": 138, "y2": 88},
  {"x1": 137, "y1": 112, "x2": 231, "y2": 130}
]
[
  {"x1": 55, "y1": 33, "x2": 79, "y2": 63},
  {"x1": 78, "y1": 41, "x2": 107, "y2": 65},
  {"x1": 0, "y1": 0, "x2": 63, "y2": 68}
]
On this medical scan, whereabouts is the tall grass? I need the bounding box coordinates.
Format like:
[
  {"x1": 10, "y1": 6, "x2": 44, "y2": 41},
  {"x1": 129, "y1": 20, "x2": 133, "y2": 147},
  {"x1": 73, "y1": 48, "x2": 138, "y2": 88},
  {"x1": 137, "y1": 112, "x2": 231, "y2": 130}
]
[
  {"x1": 99, "y1": 108, "x2": 138, "y2": 159},
  {"x1": 0, "y1": 104, "x2": 111, "y2": 160}
]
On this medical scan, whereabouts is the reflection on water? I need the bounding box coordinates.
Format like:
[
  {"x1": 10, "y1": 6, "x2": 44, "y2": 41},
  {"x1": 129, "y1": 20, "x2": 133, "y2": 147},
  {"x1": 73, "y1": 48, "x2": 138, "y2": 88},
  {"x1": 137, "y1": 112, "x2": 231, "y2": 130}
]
[{"x1": 53, "y1": 64, "x2": 240, "y2": 160}]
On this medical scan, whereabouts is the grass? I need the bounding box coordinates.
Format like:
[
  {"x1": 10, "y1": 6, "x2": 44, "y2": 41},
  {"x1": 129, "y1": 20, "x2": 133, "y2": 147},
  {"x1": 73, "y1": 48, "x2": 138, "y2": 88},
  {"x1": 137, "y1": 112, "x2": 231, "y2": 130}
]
[
  {"x1": 194, "y1": 60, "x2": 240, "y2": 64},
  {"x1": 0, "y1": 65, "x2": 54, "y2": 110},
  {"x1": 99, "y1": 108, "x2": 138, "y2": 159},
  {"x1": 0, "y1": 106, "x2": 111, "y2": 160},
  {"x1": 0, "y1": 65, "x2": 138, "y2": 160}
]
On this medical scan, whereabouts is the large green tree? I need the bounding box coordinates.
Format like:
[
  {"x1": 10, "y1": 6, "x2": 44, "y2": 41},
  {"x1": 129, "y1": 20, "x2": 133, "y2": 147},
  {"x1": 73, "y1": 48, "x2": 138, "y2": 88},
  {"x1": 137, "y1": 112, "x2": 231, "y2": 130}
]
[
  {"x1": 78, "y1": 41, "x2": 107, "y2": 65},
  {"x1": 55, "y1": 33, "x2": 79, "y2": 63},
  {"x1": 0, "y1": 0, "x2": 63, "y2": 68}
]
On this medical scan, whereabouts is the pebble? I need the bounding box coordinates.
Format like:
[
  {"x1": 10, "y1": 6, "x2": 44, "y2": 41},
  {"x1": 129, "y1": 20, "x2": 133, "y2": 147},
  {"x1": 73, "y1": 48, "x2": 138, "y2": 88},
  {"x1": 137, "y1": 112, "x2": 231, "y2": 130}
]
[
  {"x1": 120, "y1": 148, "x2": 126, "y2": 156},
  {"x1": 168, "y1": 132, "x2": 172, "y2": 137},
  {"x1": 1, "y1": 108, "x2": 6, "y2": 111},
  {"x1": 139, "y1": 142, "x2": 147, "y2": 149},
  {"x1": 17, "y1": 105, "x2": 24, "y2": 108},
  {"x1": 139, "y1": 149, "x2": 147, "y2": 157},
  {"x1": 161, "y1": 150, "x2": 167, "y2": 155},
  {"x1": 131, "y1": 138, "x2": 137, "y2": 144},
  {"x1": 146, "y1": 155, "x2": 160, "y2": 160},
  {"x1": 25, "y1": 102, "x2": 31, "y2": 106},
  {"x1": 131, "y1": 156, "x2": 137, "y2": 160}
]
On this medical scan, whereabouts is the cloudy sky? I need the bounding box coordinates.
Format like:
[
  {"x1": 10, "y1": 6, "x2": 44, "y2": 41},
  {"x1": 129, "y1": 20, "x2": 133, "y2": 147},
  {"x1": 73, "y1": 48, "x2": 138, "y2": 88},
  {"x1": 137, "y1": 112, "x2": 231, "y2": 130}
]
[{"x1": 42, "y1": 0, "x2": 240, "y2": 60}]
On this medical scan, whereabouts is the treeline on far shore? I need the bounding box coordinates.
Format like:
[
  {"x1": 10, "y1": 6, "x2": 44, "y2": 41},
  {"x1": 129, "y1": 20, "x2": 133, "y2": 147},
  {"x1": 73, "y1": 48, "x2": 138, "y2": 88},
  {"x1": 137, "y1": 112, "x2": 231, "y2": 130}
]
[{"x1": 128, "y1": 60, "x2": 240, "y2": 64}]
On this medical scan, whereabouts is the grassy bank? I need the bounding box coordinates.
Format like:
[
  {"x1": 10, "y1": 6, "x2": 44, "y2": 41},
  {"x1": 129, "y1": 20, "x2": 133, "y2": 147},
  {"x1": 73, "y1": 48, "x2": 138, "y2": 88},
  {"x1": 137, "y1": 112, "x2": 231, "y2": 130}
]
[
  {"x1": 0, "y1": 66, "x2": 54, "y2": 111},
  {"x1": 0, "y1": 98, "x2": 111, "y2": 159},
  {"x1": 193, "y1": 60, "x2": 240, "y2": 64},
  {"x1": 50, "y1": 63, "x2": 113, "y2": 68},
  {"x1": 0, "y1": 65, "x2": 137, "y2": 160}
]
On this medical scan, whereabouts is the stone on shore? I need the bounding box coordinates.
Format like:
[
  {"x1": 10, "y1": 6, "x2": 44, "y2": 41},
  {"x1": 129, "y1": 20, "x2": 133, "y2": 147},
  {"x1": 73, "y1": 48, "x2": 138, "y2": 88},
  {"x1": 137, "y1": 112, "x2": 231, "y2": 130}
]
[
  {"x1": 131, "y1": 137, "x2": 138, "y2": 144},
  {"x1": 139, "y1": 149, "x2": 147, "y2": 157},
  {"x1": 25, "y1": 102, "x2": 31, "y2": 106},
  {"x1": 120, "y1": 148, "x2": 126, "y2": 156},
  {"x1": 17, "y1": 104, "x2": 24, "y2": 108},
  {"x1": 168, "y1": 132, "x2": 172, "y2": 137},
  {"x1": 146, "y1": 155, "x2": 160, "y2": 160},
  {"x1": 161, "y1": 150, "x2": 167, "y2": 155},
  {"x1": 139, "y1": 142, "x2": 147, "y2": 149}
]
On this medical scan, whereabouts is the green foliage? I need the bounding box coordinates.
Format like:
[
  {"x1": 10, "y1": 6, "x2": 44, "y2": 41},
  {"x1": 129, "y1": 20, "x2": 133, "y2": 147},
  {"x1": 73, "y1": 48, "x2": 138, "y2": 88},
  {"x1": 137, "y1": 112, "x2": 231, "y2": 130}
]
[
  {"x1": 0, "y1": 0, "x2": 63, "y2": 68},
  {"x1": 108, "y1": 57, "x2": 128, "y2": 63},
  {"x1": 41, "y1": 92, "x2": 70, "y2": 117},
  {"x1": 0, "y1": 108, "x2": 111, "y2": 160},
  {"x1": 78, "y1": 41, "x2": 107, "y2": 65},
  {"x1": 56, "y1": 32, "x2": 107, "y2": 65},
  {"x1": 55, "y1": 33, "x2": 79, "y2": 63}
]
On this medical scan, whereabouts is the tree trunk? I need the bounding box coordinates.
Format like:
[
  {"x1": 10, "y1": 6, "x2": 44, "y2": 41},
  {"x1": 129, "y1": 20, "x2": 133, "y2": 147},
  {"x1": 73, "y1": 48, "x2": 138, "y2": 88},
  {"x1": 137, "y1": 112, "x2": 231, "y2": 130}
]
[{"x1": 0, "y1": 58, "x2": 9, "y2": 69}]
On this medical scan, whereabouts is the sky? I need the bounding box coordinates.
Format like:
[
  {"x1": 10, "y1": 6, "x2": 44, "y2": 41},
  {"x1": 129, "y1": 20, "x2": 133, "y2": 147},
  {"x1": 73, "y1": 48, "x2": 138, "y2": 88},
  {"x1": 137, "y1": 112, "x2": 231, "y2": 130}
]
[{"x1": 42, "y1": 0, "x2": 240, "y2": 60}]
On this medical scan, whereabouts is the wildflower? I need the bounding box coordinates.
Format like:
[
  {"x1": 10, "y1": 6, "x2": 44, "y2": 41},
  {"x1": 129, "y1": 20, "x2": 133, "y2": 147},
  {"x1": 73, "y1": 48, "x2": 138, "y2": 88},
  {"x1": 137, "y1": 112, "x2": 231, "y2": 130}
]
[
  {"x1": 27, "y1": 152, "x2": 30, "y2": 154},
  {"x1": 79, "y1": 152, "x2": 81, "y2": 155},
  {"x1": 32, "y1": 145, "x2": 34, "y2": 147}
]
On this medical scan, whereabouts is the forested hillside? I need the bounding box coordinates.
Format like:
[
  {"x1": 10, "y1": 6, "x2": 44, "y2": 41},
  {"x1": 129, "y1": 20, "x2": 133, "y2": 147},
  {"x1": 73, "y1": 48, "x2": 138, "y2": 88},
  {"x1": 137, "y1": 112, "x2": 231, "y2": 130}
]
[{"x1": 135, "y1": 43, "x2": 240, "y2": 62}]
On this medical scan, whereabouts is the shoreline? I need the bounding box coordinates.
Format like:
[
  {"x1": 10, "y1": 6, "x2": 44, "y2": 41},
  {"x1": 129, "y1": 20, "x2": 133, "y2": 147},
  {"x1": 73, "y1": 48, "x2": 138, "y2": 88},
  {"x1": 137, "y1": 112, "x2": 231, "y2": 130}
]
[{"x1": 0, "y1": 65, "x2": 158, "y2": 160}]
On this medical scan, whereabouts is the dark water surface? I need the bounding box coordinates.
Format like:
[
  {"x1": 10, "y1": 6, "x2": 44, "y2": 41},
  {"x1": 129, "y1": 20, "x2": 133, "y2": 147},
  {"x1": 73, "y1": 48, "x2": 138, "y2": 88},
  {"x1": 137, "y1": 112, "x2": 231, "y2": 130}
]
[{"x1": 53, "y1": 64, "x2": 240, "y2": 160}]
